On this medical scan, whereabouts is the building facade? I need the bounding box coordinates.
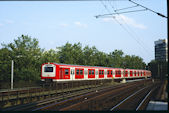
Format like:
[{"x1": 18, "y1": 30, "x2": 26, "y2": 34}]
[{"x1": 154, "y1": 39, "x2": 168, "y2": 62}]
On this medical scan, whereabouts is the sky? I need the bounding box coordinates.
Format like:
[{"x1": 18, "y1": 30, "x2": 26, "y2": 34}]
[{"x1": 0, "y1": 0, "x2": 167, "y2": 64}]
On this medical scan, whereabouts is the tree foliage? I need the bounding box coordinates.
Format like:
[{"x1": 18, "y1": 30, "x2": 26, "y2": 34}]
[
  {"x1": 1, "y1": 35, "x2": 43, "y2": 82},
  {"x1": 0, "y1": 35, "x2": 147, "y2": 84},
  {"x1": 148, "y1": 60, "x2": 168, "y2": 79}
]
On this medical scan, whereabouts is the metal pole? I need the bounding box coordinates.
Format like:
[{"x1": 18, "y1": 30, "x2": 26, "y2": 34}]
[
  {"x1": 11, "y1": 60, "x2": 14, "y2": 90},
  {"x1": 158, "y1": 63, "x2": 160, "y2": 79}
]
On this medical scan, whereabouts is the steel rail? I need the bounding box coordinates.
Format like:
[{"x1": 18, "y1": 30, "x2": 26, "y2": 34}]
[
  {"x1": 3, "y1": 79, "x2": 151, "y2": 111},
  {"x1": 3, "y1": 82, "x2": 121, "y2": 111},
  {"x1": 3, "y1": 85, "x2": 99, "y2": 111},
  {"x1": 136, "y1": 89, "x2": 152, "y2": 111},
  {"x1": 32, "y1": 84, "x2": 126, "y2": 111},
  {"x1": 110, "y1": 85, "x2": 150, "y2": 111},
  {"x1": 33, "y1": 81, "x2": 142, "y2": 111},
  {"x1": 57, "y1": 81, "x2": 151, "y2": 111}
]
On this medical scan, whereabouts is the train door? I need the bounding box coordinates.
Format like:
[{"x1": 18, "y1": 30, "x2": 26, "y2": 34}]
[
  {"x1": 59, "y1": 68, "x2": 70, "y2": 79},
  {"x1": 95, "y1": 69, "x2": 98, "y2": 79},
  {"x1": 130, "y1": 70, "x2": 133, "y2": 77},
  {"x1": 104, "y1": 69, "x2": 107, "y2": 79},
  {"x1": 107, "y1": 70, "x2": 113, "y2": 78},
  {"x1": 124, "y1": 70, "x2": 128, "y2": 78},
  {"x1": 115, "y1": 70, "x2": 121, "y2": 78},
  {"x1": 88, "y1": 69, "x2": 95, "y2": 79},
  {"x1": 134, "y1": 71, "x2": 136, "y2": 77},
  {"x1": 112, "y1": 69, "x2": 115, "y2": 79},
  {"x1": 99, "y1": 69, "x2": 104, "y2": 79},
  {"x1": 128, "y1": 71, "x2": 130, "y2": 78},
  {"x1": 70, "y1": 67, "x2": 75, "y2": 81},
  {"x1": 84, "y1": 68, "x2": 88, "y2": 80},
  {"x1": 59, "y1": 68, "x2": 64, "y2": 79},
  {"x1": 75, "y1": 68, "x2": 84, "y2": 79},
  {"x1": 121, "y1": 69, "x2": 124, "y2": 78}
]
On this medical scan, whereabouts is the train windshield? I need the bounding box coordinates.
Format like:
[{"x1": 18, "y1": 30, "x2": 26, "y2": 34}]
[{"x1": 44, "y1": 67, "x2": 53, "y2": 72}]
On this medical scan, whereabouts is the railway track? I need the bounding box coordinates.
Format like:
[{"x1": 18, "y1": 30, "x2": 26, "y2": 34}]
[
  {"x1": 58, "y1": 80, "x2": 154, "y2": 111},
  {"x1": 35, "y1": 80, "x2": 147, "y2": 111},
  {"x1": 2, "y1": 81, "x2": 117, "y2": 111},
  {"x1": 0, "y1": 80, "x2": 109, "y2": 109},
  {"x1": 2, "y1": 79, "x2": 148, "y2": 111},
  {"x1": 38, "y1": 79, "x2": 157, "y2": 111},
  {"x1": 110, "y1": 84, "x2": 157, "y2": 110},
  {"x1": 37, "y1": 79, "x2": 152, "y2": 111}
]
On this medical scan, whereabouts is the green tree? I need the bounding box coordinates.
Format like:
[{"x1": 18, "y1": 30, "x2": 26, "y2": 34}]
[
  {"x1": 109, "y1": 50, "x2": 124, "y2": 68},
  {"x1": 123, "y1": 55, "x2": 145, "y2": 69},
  {"x1": 0, "y1": 48, "x2": 12, "y2": 82},
  {"x1": 1, "y1": 35, "x2": 43, "y2": 82},
  {"x1": 57, "y1": 42, "x2": 73, "y2": 64},
  {"x1": 57, "y1": 42, "x2": 84, "y2": 65},
  {"x1": 83, "y1": 45, "x2": 100, "y2": 66},
  {"x1": 71, "y1": 42, "x2": 84, "y2": 65},
  {"x1": 41, "y1": 49, "x2": 59, "y2": 63}
]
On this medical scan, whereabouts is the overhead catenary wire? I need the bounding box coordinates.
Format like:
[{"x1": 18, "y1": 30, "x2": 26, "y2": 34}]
[
  {"x1": 98, "y1": 0, "x2": 152, "y2": 57},
  {"x1": 95, "y1": 9, "x2": 147, "y2": 18},
  {"x1": 96, "y1": 0, "x2": 167, "y2": 19},
  {"x1": 114, "y1": 5, "x2": 139, "y2": 12},
  {"x1": 129, "y1": 0, "x2": 167, "y2": 18},
  {"x1": 100, "y1": 0, "x2": 148, "y2": 56},
  {"x1": 107, "y1": 0, "x2": 153, "y2": 55}
]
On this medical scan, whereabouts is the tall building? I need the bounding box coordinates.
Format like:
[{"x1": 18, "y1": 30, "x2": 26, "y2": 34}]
[{"x1": 154, "y1": 39, "x2": 168, "y2": 62}]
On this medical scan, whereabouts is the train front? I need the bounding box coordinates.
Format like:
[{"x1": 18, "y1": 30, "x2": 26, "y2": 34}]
[{"x1": 41, "y1": 63, "x2": 57, "y2": 83}]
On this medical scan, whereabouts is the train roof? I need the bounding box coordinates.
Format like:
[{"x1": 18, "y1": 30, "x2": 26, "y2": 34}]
[
  {"x1": 43, "y1": 62, "x2": 149, "y2": 71},
  {"x1": 54, "y1": 63, "x2": 123, "y2": 69}
]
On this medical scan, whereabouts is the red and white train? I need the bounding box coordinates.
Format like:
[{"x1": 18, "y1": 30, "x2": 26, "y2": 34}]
[{"x1": 41, "y1": 63, "x2": 151, "y2": 82}]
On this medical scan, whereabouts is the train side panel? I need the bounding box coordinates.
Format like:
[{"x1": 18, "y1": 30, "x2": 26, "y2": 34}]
[{"x1": 41, "y1": 63, "x2": 151, "y2": 82}]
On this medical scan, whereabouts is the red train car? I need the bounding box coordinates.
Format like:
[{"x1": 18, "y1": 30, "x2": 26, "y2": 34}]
[{"x1": 41, "y1": 63, "x2": 151, "y2": 82}]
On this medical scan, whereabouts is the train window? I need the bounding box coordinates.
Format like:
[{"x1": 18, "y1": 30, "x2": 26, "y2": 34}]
[
  {"x1": 92, "y1": 70, "x2": 94, "y2": 75},
  {"x1": 71, "y1": 69, "x2": 73, "y2": 74},
  {"x1": 99, "y1": 70, "x2": 104, "y2": 75},
  {"x1": 116, "y1": 70, "x2": 121, "y2": 75},
  {"x1": 89, "y1": 70, "x2": 91, "y2": 75},
  {"x1": 111, "y1": 71, "x2": 112, "y2": 75},
  {"x1": 125, "y1": 71, "x2": 127, "y2": 75},
  {"x1": 108, "y1": 71, "x2": 110, "y2": 75},
  {"x1": 119, "y1": 71, "x2": 121, "y2": 75},
  {"x1": 44, "y1": 67, "x2": 53, "y2": 72},
  {"x1": 134, "y1": 71, "x2": 136, "y2": 75},
  {"x1": 65, "y1": 69, "x2": 69, "y2": 75},
  {"x1": 99, "y1": 70, "x2": 102, "y2": 75},
  {"x1": 80, "y1": 70, "x2": 83, "y2": 75},
  {"x1": 76, "y1": 69, "x2": 79, "y2": 75},
  {"x1": 71, "y1": 69, "x2": 75, "y2": 75}
]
